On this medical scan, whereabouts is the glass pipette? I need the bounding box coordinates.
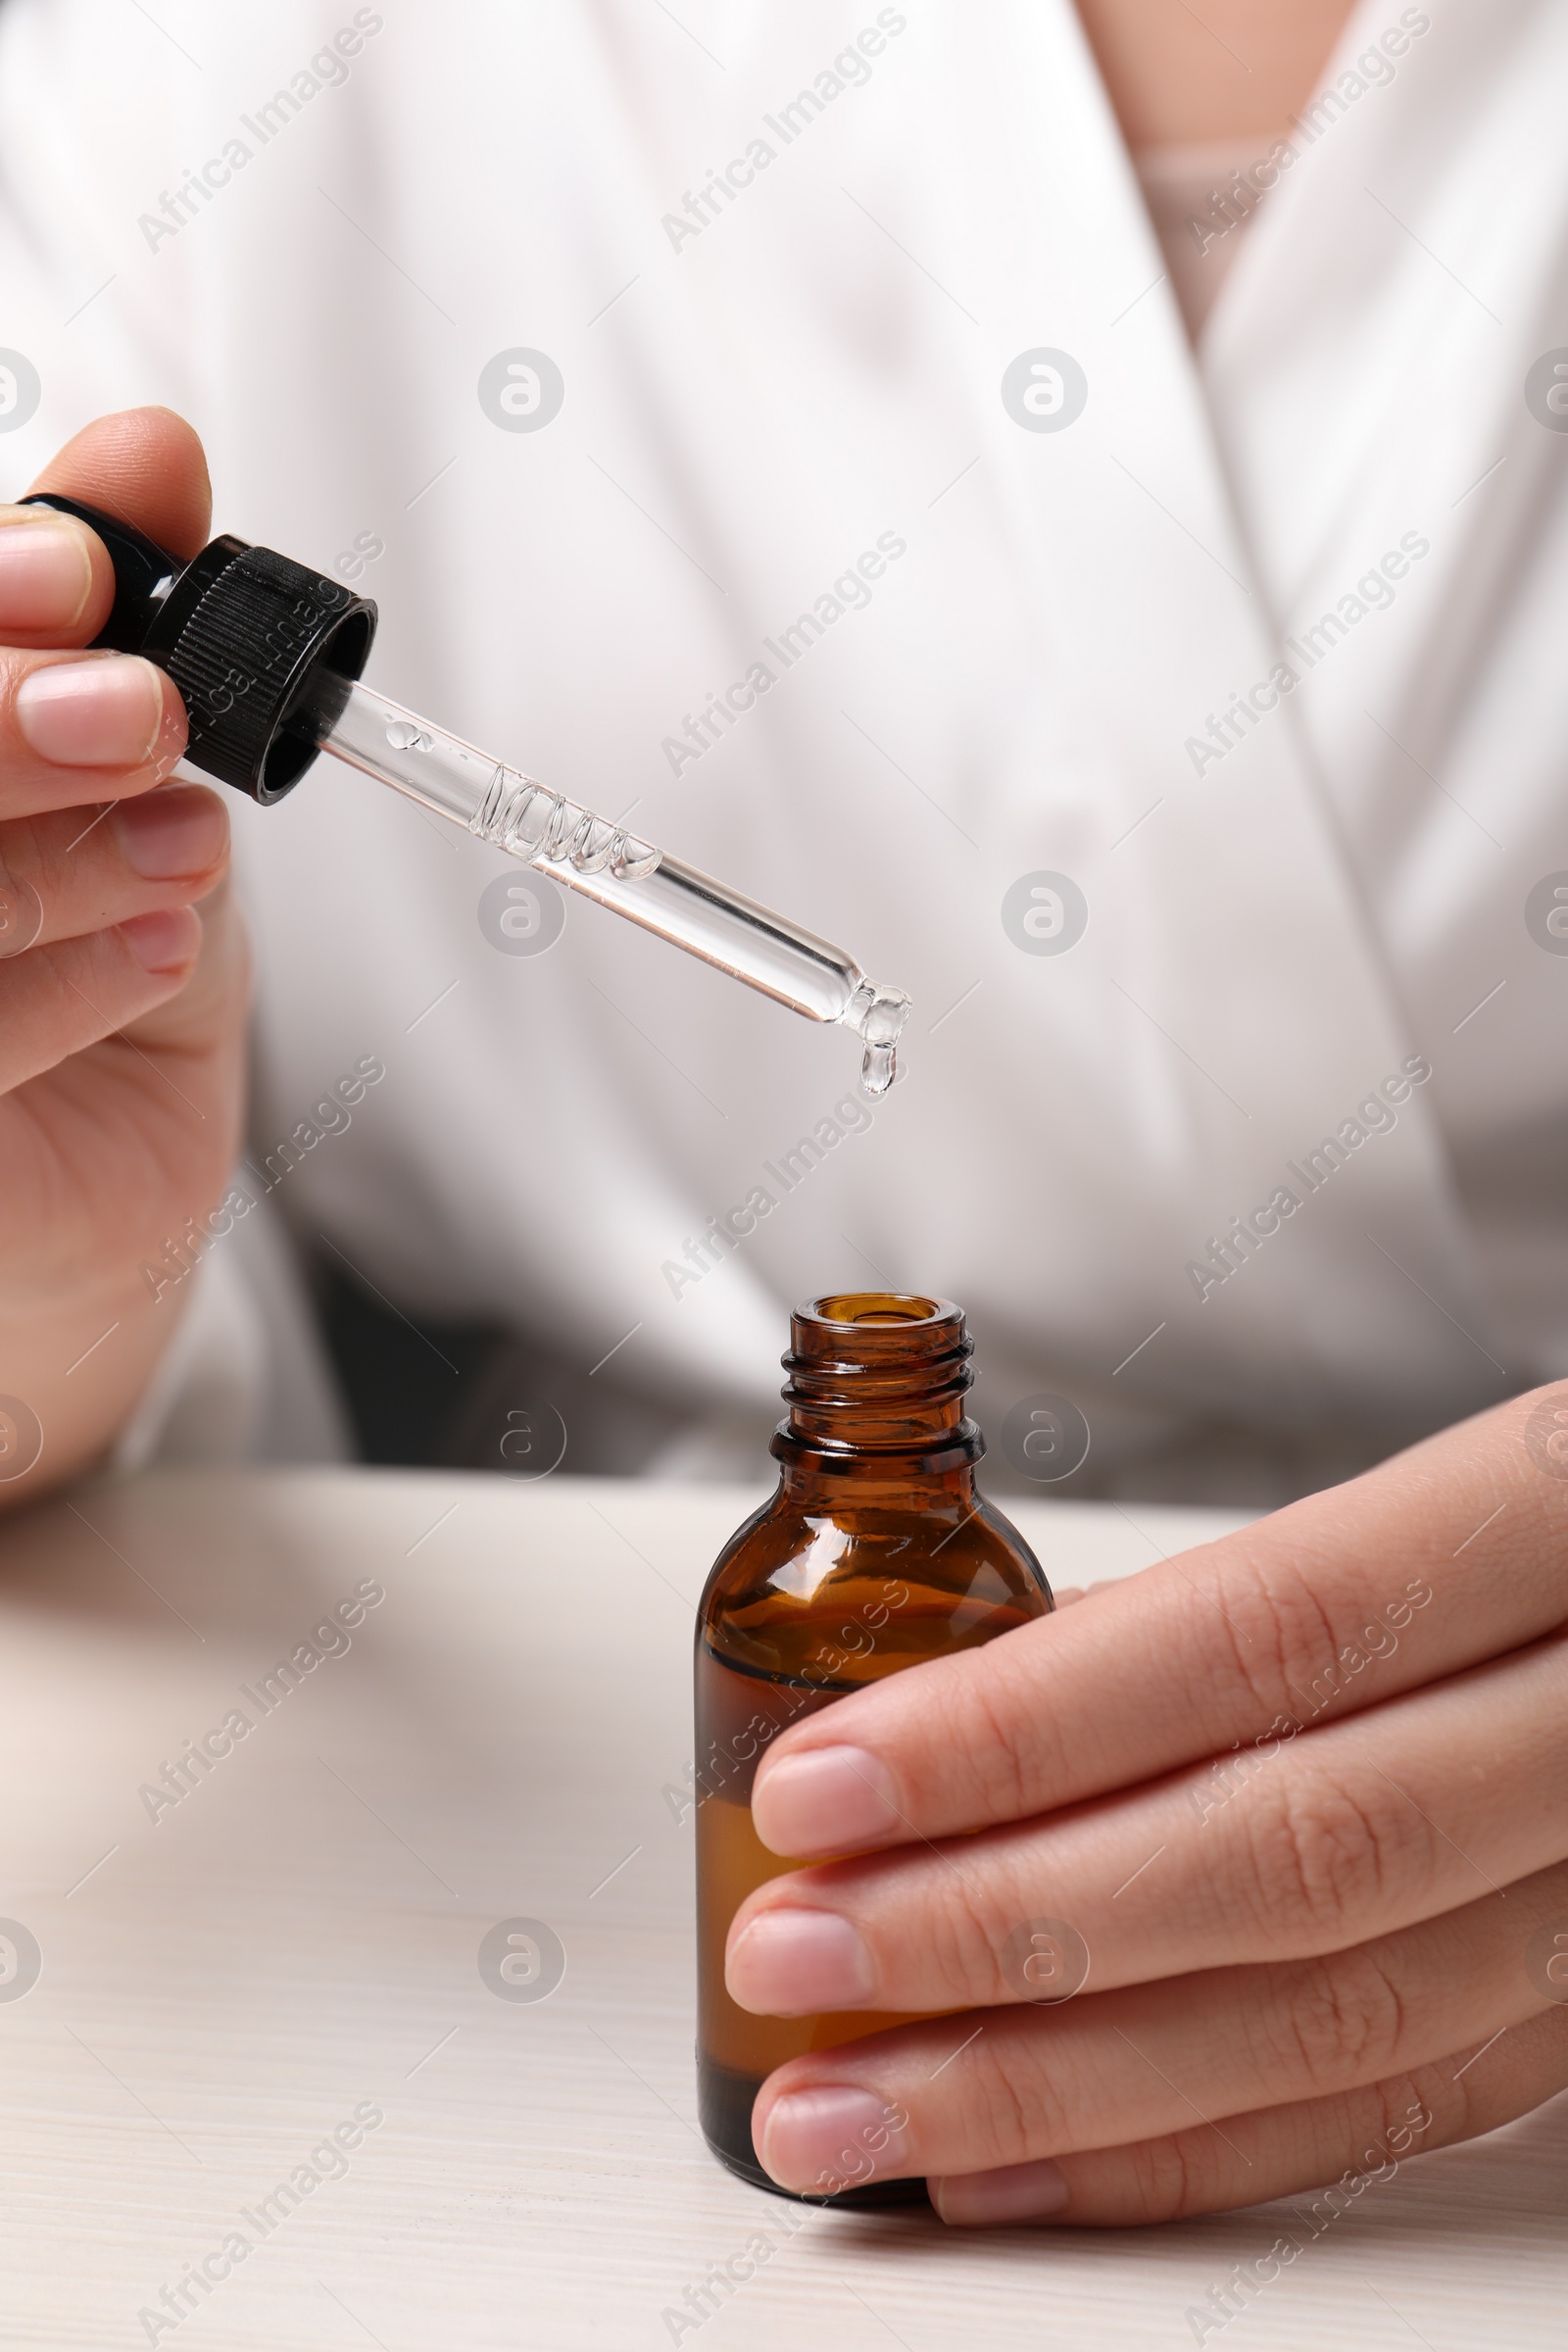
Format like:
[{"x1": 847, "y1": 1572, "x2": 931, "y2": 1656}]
[
  {"x1": 24, "y1": 493, "x2": 912, "y2": 1092},
  {"x1": 310, "y1": 675, "x2": 911, "y2": 1092}
]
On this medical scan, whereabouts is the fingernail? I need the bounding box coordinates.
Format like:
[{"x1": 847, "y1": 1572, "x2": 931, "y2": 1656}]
[
  {"x1": 726, "y1": 1908, "x2": 874, "y2": 2015},
  {"x1": 752, "y1": 1745, "x2": 900, "y2": 1856},
  {"x1": 758, "y1": 2086, "x2": 909, "y2": 2195},
  {"x1": 0, "y1": 520, "x2": 94, "y2": 632},
  {"x1": 121, "y1": 906, "x2": 201, "y2": 975},
  {"x1": 931, "y1": 2159, "x2": 1069, "y2": 2227},
  {"x1": 16, "y1": 656, "x2": 169, "y2": 767},
  {"x1": 111, "y1": 786, "x2": 227, "y2": 880}
]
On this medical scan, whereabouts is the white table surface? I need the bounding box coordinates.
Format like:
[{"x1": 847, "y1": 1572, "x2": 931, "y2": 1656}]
[{"x1": 0, "y1": 1467, "x2": 1561, "y2": 2350}]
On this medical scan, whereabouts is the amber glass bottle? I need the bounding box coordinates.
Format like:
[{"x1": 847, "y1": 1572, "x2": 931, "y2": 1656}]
[{"x1": 695, "y1": 1292, "x2": 1053, "y2": 2202}]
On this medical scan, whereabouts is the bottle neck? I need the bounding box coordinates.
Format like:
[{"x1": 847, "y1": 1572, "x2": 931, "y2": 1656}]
[
  {"x1": 768, "y1": 1292, "x2": 985, "y2": 1487},
  {"x1": 773, "y1": 1451, "x2": 979, "y2": 1509}
]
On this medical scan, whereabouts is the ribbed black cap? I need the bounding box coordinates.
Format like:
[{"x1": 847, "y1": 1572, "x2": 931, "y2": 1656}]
[{"x1": 23, "y1": 495, "x2": 377, "y2": 804}]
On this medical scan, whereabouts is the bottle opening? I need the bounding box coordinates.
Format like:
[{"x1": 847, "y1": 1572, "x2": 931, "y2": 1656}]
[
  {"x1": 777, "y1": 1293, "x2": 980, "y2": 1469},
  {"x1": 815, "y1": 1292, "x2": 942, "y2": 1326}
]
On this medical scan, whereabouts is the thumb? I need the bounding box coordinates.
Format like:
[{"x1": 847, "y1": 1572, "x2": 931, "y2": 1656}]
[{"x1": 26, "y1": 406, "x2": 213, "y2": 561}]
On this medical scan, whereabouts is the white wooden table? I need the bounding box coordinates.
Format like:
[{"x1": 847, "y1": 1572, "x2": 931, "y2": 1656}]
[{"x1": 0, "y1": 1468, "x2": 1561, "y2": 2349}]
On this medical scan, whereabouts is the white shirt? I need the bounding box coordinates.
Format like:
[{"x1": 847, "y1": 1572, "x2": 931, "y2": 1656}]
[{"x1": 1, "y1": 0, "x2": 1564, "y2": 1499}]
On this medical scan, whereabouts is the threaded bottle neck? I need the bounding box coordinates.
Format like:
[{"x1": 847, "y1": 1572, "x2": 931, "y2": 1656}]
[{"x1": 769, "y1": 1292, "x2": 983, "y2": 1478}]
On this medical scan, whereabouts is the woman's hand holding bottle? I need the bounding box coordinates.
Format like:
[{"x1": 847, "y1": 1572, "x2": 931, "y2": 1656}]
[{"x1": 729, "y1": 1390, "x2": 1568, "y2": 2222}]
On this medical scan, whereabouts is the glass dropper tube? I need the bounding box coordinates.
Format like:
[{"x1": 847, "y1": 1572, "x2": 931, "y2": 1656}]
[
  {"x1": 311, "y1": 678, "x2": 912, "y2": 1093},
  {"x1": 19, "y1": 491, "x2": 911, "y2": 1089}
]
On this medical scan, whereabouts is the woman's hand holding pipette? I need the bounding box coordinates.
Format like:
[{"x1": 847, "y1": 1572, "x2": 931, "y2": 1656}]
[{"x1": 0, "y1": 409, "x2": 246, "y2": 1504}]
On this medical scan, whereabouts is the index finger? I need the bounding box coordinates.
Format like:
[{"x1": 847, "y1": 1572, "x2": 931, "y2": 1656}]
[
  {"x1": 751, "y1": 1385, "x2": 1568, "y2": 1859},
  {"x1": 0, "y1": 648, "x2": 187, "y2": 818},
  {"x1": 0, "y1": 504, "x2": 116, "y2": 652}
]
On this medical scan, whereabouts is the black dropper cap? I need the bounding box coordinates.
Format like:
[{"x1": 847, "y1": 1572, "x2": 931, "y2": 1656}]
[{"x1": 23, "y1": 494, "x2": 377, "y2": 805}]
